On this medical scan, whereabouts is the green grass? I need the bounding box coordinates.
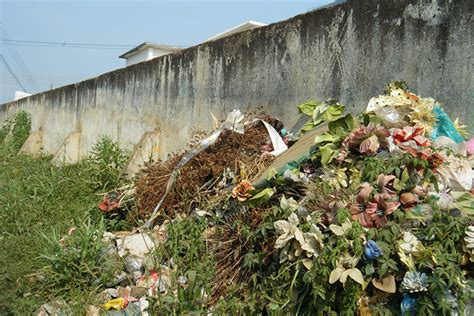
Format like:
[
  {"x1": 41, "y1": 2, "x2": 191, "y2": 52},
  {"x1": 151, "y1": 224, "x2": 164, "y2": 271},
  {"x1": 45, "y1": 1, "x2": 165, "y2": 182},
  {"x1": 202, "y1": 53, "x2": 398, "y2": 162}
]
[
  {"x1": 0, "y1": 132, "x2": 131, "y2": 314},
  {"x1": 0, "y1": 147, "x2": 101, "y2": 314}
]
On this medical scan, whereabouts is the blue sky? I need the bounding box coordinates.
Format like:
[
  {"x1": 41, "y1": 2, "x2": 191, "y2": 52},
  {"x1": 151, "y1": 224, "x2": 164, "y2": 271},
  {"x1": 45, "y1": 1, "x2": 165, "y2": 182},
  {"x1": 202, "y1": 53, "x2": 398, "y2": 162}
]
[{"x1": 0, "y1": 0, "x2": 334, "y2": 103}]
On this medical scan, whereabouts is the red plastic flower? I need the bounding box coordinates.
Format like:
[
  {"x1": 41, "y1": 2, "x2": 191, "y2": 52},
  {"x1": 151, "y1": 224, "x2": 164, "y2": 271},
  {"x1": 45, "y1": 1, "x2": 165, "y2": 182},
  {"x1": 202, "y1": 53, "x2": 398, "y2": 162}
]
[
  {"x1": 232, "y1": 180, "x2": 255, "y2": 202},
  {"x1": 392, "y1": 125, "x2": 430, "y2": 147},
  {"x1": 338, "y1": 126, "x2": 390, "y2": 160},
  {"x1": 350, "y1": 175, "x2": 401, "y2": 228}
]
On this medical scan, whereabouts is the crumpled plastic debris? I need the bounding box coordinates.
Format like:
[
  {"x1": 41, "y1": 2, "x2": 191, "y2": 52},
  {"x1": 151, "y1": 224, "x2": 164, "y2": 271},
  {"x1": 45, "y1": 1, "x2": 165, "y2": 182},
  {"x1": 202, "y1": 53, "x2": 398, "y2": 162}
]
[
  {"x1": 99, "y1": 193, "x2": 122, "y2": 213},
  {"x1": 115, "y1": 233, "x2": 156, "y2": 257},
  {"x1": 37, "y1": 300, "x2": 70, "y2": 316},
  {"x1": 431, "y1": 105, "x2": 464, "y2": 143},
  {"x1": 467, "y1": 138, "x2": 474, "y2": 156},
  {"x1": 261, "y1": 120, "x2": 288, "y2": 156}
]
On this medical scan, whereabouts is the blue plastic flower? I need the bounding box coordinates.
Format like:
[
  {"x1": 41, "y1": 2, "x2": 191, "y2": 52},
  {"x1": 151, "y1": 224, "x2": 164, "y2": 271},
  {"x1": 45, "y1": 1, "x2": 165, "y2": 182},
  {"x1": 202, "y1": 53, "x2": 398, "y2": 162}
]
[
  {"x1": 364, "y1": 240, "x2": 382, "y2": 260},
  {"x1": 401, "y1": 293, "x2": 416, "y2": 316}
]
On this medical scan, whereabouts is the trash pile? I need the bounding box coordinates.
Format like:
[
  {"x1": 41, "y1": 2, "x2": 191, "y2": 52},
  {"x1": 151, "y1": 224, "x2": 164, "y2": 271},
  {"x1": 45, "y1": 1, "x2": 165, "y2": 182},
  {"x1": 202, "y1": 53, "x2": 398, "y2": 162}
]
[{"x1": 41, "y1": 82, "x2": 474, "y2": 314}]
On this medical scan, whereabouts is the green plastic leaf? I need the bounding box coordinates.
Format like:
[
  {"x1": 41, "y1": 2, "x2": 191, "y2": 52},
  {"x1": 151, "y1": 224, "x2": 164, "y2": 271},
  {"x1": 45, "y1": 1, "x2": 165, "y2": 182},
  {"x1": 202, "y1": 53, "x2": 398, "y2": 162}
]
[
  {"x1": 325, "y1": 104, "x2": 345, "y2": 122},
  {"x1": 248, "y1": 188, "x2": 275, "y2": 205},
  {"x1": 314, "y1": 133, "x2": 341, "y2": 145},
  {"x1": 328, "y1": 113, "x2": 353, "y2": 132},
  {"x1": 298, "y1": 100, "x2": 321, "y2": 117},
  {"x1": 319, "y1": 143, "x2": 338, "y2": 165},
  {"x1": 452, "y1": 192, "x2": 474, "y2": 215},
  {"x1": 313, "y1": 104, "x2": 329, "y2": 126},
  {"x1": 301, "y1": 120, "x2": 316, "y2": 132},
  {"x1": 401, "y1": 168, "x2": 410, "y2": 184},
  {"x1": 265, "y1": 168, "x2": 278, "y2": 181}
]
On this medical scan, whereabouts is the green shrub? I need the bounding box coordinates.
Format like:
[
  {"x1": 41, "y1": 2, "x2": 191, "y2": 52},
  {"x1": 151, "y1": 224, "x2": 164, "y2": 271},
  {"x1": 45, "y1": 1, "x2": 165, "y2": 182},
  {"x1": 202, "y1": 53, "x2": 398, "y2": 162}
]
[{"x1": 85, "y1": 135, "x2": 129, "y2": 191}]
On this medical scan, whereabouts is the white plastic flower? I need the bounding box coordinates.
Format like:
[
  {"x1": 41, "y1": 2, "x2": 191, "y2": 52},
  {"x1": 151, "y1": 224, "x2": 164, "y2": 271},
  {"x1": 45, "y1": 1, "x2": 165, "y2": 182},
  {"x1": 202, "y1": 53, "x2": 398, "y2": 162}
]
[
  {"x1": 464, "y1": 226, "x2": 474, "y2": 261},
  {"x1": 300, "y1": 224, "x2": 324, "y2": 258},
  {"x1": 274, "y1": 213, "x2": 304, "y2": 250},
  {"x1": 274, "y1": 213, "x2": 324, "y2": 263},
  {"x1": 329, "y1": 254, "x2": 364, "y2": 285},
  {"x1": 399, "y1": 232, "x2": 424, "y2": 255}
]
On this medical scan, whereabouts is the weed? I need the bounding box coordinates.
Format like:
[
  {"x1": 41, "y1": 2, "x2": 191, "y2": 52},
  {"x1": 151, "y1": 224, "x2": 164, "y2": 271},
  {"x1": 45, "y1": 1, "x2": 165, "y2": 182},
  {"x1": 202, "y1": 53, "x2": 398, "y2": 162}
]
[
  {"x1": 0, "y1": 134, "x2": 129, "y2": 314},
  {"x1": 149, "y1": 217, "x2": 215, "y2": 314},
  {"x1": 85, "y1": 135, "x2": 129, "y2": 191},
  {"x1": 0, "y1": 111, "x2": 31, "y2": 153}
]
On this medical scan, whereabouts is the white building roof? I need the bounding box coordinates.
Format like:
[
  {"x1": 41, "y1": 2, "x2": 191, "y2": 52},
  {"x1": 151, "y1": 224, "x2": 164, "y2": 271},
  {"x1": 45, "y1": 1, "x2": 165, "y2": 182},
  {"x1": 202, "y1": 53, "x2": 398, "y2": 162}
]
[
  {"x1": 119, "y1": 42, "x2": 181, "y2": 59},
  {"x1": 205, "y1": 20, "x2": 267, "y2": 42}
]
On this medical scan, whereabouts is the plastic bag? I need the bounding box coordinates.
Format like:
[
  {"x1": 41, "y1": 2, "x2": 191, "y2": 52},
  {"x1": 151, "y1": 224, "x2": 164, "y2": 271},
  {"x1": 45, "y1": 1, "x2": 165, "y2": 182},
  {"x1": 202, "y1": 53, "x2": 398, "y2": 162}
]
[{"x1": 431, "y1": 105, "x2": 464, "y2": 144}]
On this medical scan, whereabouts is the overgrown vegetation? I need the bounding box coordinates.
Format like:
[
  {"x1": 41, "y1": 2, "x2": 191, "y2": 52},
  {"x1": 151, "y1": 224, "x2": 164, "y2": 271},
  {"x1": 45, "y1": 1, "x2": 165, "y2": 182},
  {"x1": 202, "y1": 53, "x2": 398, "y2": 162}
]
[
  {"x1": 0, "y1": 115, "x2": 130, "y2": 314},
  {"x1": 0, "y1": 110, "x2": 31, "y2": 152},
  {"x1": 1, "y1": 81, "x2": 473, "y2": 315}
]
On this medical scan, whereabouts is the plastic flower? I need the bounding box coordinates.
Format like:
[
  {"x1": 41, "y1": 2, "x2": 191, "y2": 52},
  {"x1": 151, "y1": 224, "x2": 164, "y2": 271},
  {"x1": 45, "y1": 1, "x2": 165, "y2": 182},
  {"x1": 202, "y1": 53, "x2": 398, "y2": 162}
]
[
  {"x1": 401, "y1": 293, "x2": 416, "y2": 316},
  {"x1": 274, "y1": 213, "x2": 304, "y2": 251},
  {"x1": 320, "y1": 166, "x2": 348, "y2": 190},
  {"x1": 401, "y1": 271, "x2": 428, "y2": 293},
  {"x1": 408, "y1": 98, "x2": 437, "y2": 135},
  {"x1": 231, "y1": 180, "x2": 254, "y2": 202},
  {"x1": 338, "y1": 126, "x2": 390, "y2": 160},
  {"x1": 398, "y1": 232, "x2": 424, "y2": 255},
  {"x1": 351, "y1": 191, "x2": 400, "y2": 228},
  {"x1": 392, "y1": 125, "x2": 430, "y2": 147},
  {"x1": 364, "y1": 240, "x2": 382, "y2": 260},
  {"x1": 300, "y1": 224, "x2": 324, "y2": 258},
  {"x1": 329, "y1": 254, "x2": 364, "y2": 285},
  {"x1": 274, "y1": 213, "x2": 324, "y2": 263},
  {"x1": 279, "y1": 195, "x2": 299, "y2": 212},
  {"x1": 463, "y1": 226, "x2": 474, "y2": 262}
]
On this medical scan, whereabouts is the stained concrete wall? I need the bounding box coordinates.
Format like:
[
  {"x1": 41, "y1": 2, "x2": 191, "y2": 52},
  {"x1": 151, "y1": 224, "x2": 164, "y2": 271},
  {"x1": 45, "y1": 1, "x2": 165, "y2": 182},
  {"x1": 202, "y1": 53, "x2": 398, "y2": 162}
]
[{"x1": 1, "y1": 0, "x2": 473, "y2": 162}]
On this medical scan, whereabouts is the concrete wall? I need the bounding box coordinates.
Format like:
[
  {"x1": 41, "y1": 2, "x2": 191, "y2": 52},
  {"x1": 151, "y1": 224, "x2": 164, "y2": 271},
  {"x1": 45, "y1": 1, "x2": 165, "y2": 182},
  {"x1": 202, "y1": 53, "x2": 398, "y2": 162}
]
[{"x1": 1, "y1": 0, "x2": 473, "y2": 164}]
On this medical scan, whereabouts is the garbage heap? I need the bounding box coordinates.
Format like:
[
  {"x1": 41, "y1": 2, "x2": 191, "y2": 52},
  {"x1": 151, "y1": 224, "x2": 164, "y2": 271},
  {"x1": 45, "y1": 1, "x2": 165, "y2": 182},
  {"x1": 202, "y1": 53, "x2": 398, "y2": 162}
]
[{"x1": 75, "y1": 82, "x2": 474, "y2": 315}]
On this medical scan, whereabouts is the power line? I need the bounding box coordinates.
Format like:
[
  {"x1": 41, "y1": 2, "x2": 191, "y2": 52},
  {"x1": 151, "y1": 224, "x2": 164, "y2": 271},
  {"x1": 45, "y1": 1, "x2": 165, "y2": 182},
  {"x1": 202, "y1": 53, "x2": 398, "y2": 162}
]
[
  {"x1": 0, "y1": 54, "x2": 28, "y2": 92},
  {"x1": 1, "y1": 38, "x2": 135, "y2": 48},
  {"x1": 0, "y1": 39, "x2": 189, "y2": 49},
  {"x1": 0, "y1": 24, "x2": 35, "y2": 85}
]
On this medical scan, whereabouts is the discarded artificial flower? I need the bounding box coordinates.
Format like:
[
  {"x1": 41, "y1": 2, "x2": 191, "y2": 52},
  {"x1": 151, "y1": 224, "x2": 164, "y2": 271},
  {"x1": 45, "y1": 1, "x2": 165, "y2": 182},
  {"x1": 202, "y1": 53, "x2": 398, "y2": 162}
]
[
  {"x1": 363, "y1": 240, "x2": 382, "y2": 260},
  {"x1": 436, "y1": 152, "x2": 474, "y2": 191},
  {"x1": 463, "y1": 226, "x2": 474, "y2": 262},
  {"x1": 401, "y1": 293, "x2": 416, "y2": 316},
  {"x1": 392, "y1": 125, "x2": 430, "y2": 147},
  {"x1": 408, "y1": 98, "x2": 437, "y2": 135},
  {"x1": 231, "y1": 180, "x2": 255, "y2": 202},
  {"x1": 401, "y1": 271, "x2": 428, "y2": 293},
  {"x1": 280, "y1": 195, "x2": 299, "y2": 212},
  {"x1": 352, "y1": 192, "x2": 400, "y2": 228},
  {"x1": 320, "y1": 166, "x2": 348, "y2": 190},
  {"x1": 398, "y1": 232, "x2": 424, "y2": 255},
  {"x1": 400, "y1": 192, "x2": 418, "y2": 209},
  {"x1": 398, "y1": 145, "x2": 443, "y2": 169},
  {"x1": 300, "y1": 224, "x2": 324, "y2": 258},
  {"x1": 274, "y1": 213, "x2": 324, "y2": 263},
  {"x1": 329, "y1": 254, "x2": 364, "y2": 285},
  {"x1": 338, "y1": 126, "x2": 390, "y2": 160},
  {"x1": 274, "y1": 213, "x2": 304, "y2": 250}
]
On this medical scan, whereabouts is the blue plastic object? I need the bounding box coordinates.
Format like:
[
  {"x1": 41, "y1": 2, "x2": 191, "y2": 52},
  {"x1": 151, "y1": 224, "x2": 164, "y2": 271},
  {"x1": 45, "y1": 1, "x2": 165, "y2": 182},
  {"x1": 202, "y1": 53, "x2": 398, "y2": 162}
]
[
  {"x1": 401, "y1": 294, "x2": 416, "y2": 316},
  {"x1": 431, "y1": 105, "x2": 464, "y2": 143}
]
